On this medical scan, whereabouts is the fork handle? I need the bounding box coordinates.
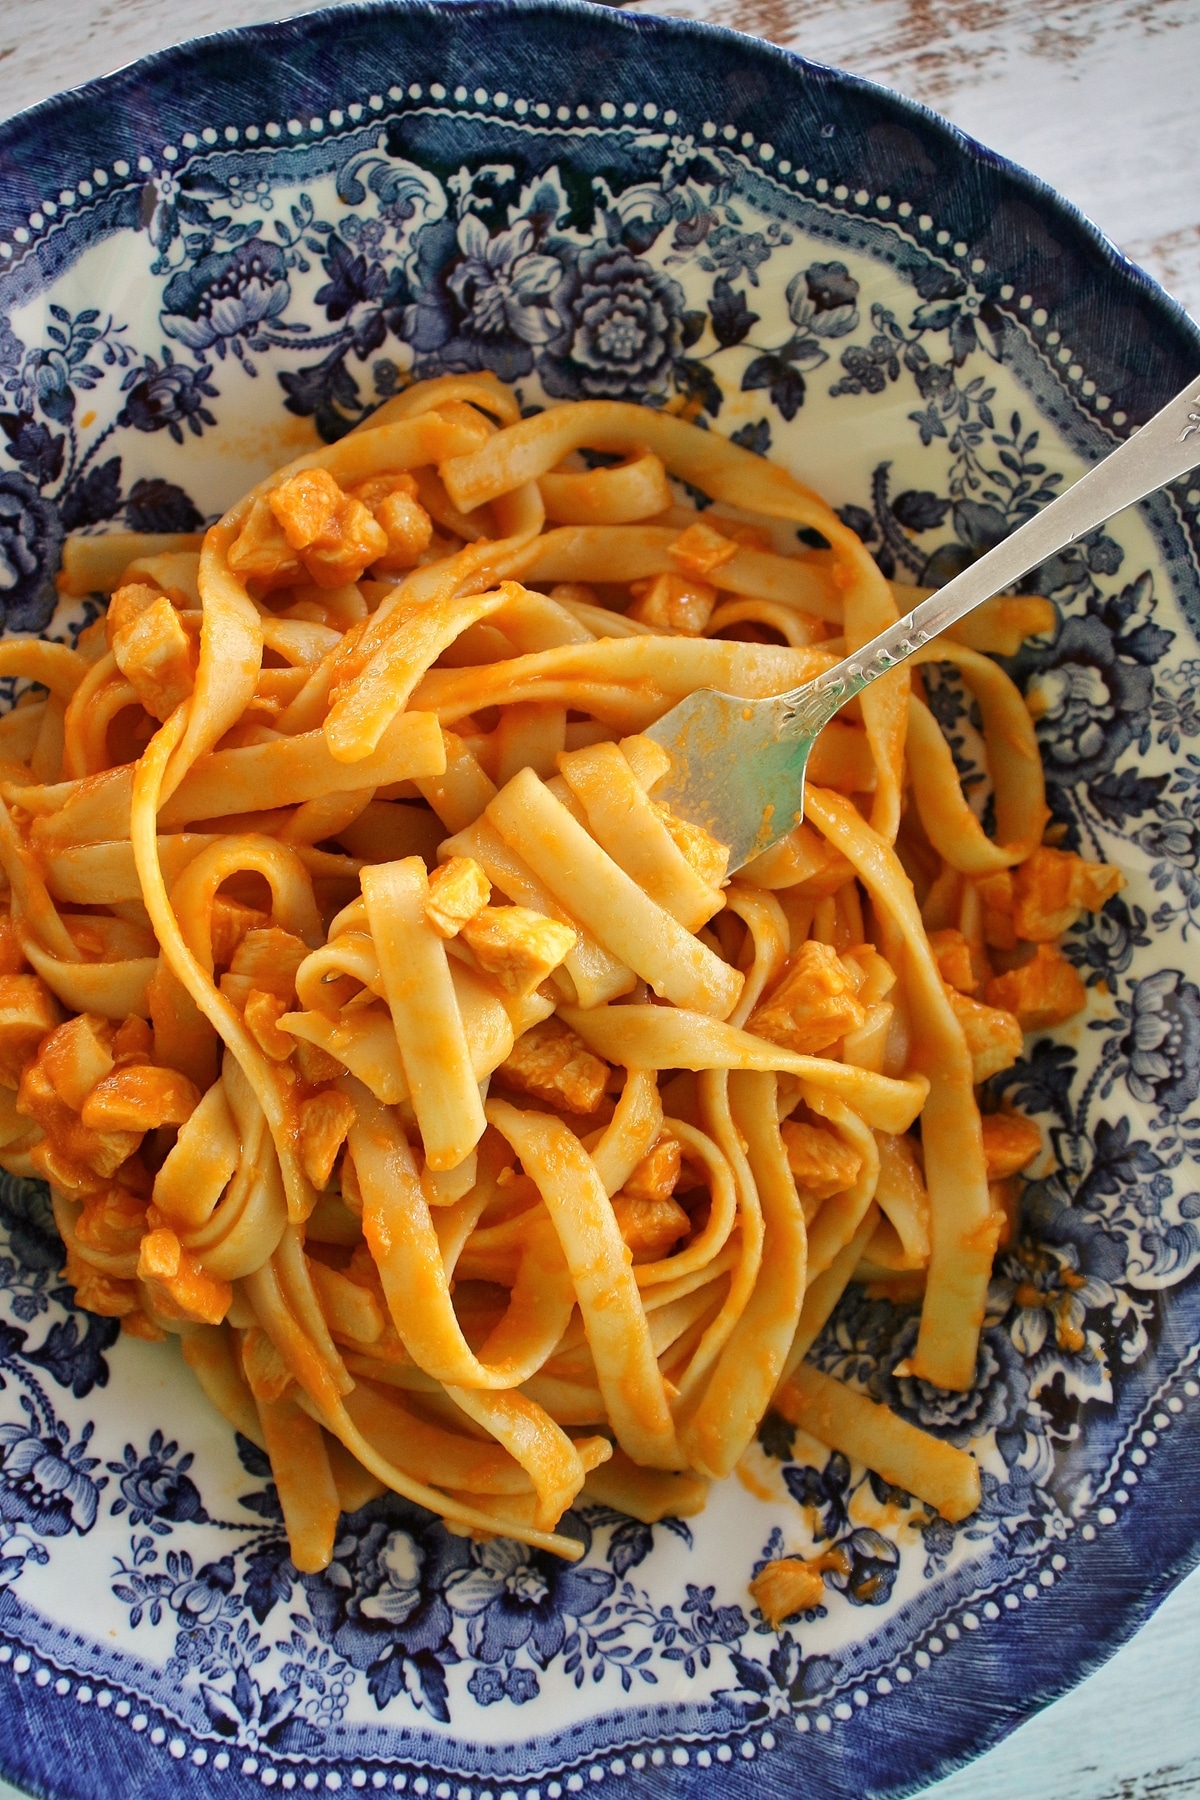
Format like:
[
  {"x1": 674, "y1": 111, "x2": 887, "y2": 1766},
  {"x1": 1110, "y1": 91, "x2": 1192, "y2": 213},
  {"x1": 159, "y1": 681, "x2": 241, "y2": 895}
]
[{"x1": 784, "y1": 370, "x2": 1200, "y2": 730}]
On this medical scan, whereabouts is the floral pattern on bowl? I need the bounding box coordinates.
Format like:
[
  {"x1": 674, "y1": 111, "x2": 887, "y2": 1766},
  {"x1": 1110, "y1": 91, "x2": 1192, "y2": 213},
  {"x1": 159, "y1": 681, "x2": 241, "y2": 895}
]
[{"x1": 0, "y1": 5, "x2": 1198, "y2": 1799}]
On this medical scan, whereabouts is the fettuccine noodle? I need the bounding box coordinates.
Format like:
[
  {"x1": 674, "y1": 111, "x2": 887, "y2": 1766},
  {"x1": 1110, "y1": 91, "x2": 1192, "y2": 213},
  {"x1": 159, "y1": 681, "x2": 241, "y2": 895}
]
[{"x1": 0, "y1": 374, "x2": 1122, "y2": 1581}]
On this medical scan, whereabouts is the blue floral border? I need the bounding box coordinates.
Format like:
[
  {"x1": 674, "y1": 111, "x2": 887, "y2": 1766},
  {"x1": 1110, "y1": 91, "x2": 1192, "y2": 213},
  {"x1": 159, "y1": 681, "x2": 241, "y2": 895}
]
[{"x1": 0, "y1": 5, "x2": 1199, "y2": 1800}]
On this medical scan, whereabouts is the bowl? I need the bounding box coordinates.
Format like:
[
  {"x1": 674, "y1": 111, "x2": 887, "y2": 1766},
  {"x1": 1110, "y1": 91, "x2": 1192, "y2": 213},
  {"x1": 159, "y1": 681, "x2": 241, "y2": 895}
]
[{"x1": 0, "y1": 5, "x2": 1199, "y2": 1798}]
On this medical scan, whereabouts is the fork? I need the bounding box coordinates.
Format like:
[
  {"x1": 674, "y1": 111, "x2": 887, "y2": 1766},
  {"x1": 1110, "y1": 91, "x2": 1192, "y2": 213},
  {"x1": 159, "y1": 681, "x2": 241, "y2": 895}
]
[{"x1": 645, "y1": 372, "x2": 1200, "y2": 871}]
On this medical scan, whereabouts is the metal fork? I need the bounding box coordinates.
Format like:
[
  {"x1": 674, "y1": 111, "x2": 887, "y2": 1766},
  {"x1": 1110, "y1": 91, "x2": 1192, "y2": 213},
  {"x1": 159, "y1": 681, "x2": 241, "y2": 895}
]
[{"x1": 646, "y1": 373, "x2": 1200, "y2": 870}]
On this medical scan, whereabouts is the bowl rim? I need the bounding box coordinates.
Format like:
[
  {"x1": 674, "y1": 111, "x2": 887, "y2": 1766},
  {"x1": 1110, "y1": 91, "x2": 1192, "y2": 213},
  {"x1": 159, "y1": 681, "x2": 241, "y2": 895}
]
[{"x1": 0, "y1": 6, "x2": 1197, "y2": 1800}]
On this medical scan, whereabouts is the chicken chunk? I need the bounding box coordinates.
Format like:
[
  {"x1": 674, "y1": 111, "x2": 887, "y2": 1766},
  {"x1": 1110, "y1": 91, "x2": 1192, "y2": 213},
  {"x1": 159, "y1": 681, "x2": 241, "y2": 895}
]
[
  {"x1": 654, "y1": 804, "x2": 730, "y2": 889},
  {"x1": 974, "y1": 869, "x2": 1018, "y2": 951},
  {"x1": 293, "y1": 1038, "x2": 344, "y2": 1087},
  {"x1": 668, "y1": 519, "x2": 738, "y2": 578},
  {"x1": 17, "y1": 1059, "x2": 141, "y2": 1178},
  {"x1": 37, "y1": 1012, "x2": 113, "y2": 1111},
  {"x1": 111, "y1": 1015, "x2": 154, "y2": 1066},
  {"x1": 298, "y1": 1089, "x2": 357, "y2": 1191},
  {"x1": 946, "y1": 988, "x2": 1024, "y2": 1083},
  {"x1": 240, "y1": 1325, "x2": 292, "y2": 1403},
  {"x1": 220, "y1": 927, "x2": 309, "y2": 1010},
  {"x1": 81, "y1": 1065, "x2": 201, "y2": 1133},
  {"x1": 351, "y1": 473, "x2": 434, "y2": 572},
  {"x1": 227, "y1": 495, "x2": 305, "y2": 590},
  {"x1": 210, "y1": 897, "x2": 271, "y2": 970},
  {"x1": 0, "y1": 913, "x2": 26, "y2": 977},
  {"x1": 137, "y1": 1224, "x2": 232, "y2": 1326},
  {"x1": 928, "y1": 927, "x2": 978, "y2": 994},
  {"x1": 427, "y1": 856, "x2": 492, "y2": 938},
  {"x1": 1011, "y1": 846, "x2": 1125, "y2": 943},
  {"x1": 76, "y1": 1186, "x2": 149, "y2": 1259},
  {"x1": 307, "y1": 1256, "x2": 384, "y2": 1343},
  {"x1": 623, "y1": 1135, "x2": 682, "y2": 1203},
  {"x1": 984, "y1": 943, "x2": 1087, "y2": 1031},
  {"x1": 749, "y1": 940, "x2": 867, "y2": 1056},
  {"x1": 749, "y1": 1557, "x2": 829, "y2": 1627},
  {"x1": 243, "y1": 988, "x2": 294, "y2": 1062},
  {"x1": 611, "y1": 1193, "x2": 691, "y2": 1259},
  {"x1": 0, "y1": 973, "x2": 62, "y2": 1088},
  {"x1": 461, "y1": 906, "x2": 577, "y2": 1000},
  {"x1": 781, "y1": 1118, "x2": 863, "y2": 1201},
  {"x1": 628, "y1": 572, "x2": 717, "y2": 635},
  {"x1": 62, "y1": 1246, "x2": 139, "y2": 1318},
  {"x1": 268, "y1": 467, "x2": 388, "y2": 589},
  {"x1": 107, "y1": 582, "x2": 195, "y2": 721},
  {"x1": 980, "y1": 1112, "x2": 1043, "y2": 1180},
  {"x1": 498, "y1": 1017, "x2": 608, "y2": 1114}
]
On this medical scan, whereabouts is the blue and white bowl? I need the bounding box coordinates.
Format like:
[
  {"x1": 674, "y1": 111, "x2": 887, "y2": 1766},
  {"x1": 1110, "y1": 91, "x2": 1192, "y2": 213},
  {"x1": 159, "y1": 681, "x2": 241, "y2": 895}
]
[{"x1": 0, "y1": 5, "x2": 1198, "y2": 1797}]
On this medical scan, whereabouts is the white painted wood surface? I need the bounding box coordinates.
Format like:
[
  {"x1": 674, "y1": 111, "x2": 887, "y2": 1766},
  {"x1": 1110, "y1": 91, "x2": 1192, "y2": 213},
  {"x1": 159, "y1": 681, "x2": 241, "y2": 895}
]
[{"x1": 0, "y1": 3, "x2": 1196, "y2": 1796}]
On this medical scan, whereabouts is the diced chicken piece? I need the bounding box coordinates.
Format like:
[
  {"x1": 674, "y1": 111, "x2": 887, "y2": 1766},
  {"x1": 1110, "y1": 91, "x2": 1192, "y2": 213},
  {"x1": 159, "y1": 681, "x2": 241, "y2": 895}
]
[
  {"x1": 268, "y1": 467, "x2": 388, "y2": 589},
  {"x1": 122, "y1": 1310, "x2": 169, "y2": 1342},
  {"x1": 929, "y1": 927, "x2": 978, "y2": 994},
  {"x1": 749, "y1": 940, "x2": 867, "y2": 1056},
  {"x1": 498, "y1": 1017, "x2": 608, "y2": 1114},
  {"x1": 0, "y1": 973, "x2": 62, "y2": 1088},
  {"x1": 210, "y1": 897, "x2": 271, "y2": 970},
  {"x1": 668, "y1": 519, "x2": 738, "y2": 578},
  {"x1": 0, "y1": 912, "x2": 27, "y2": 976},
  {"x1": 1012, "y1": 845, "x2": 1125, "y2": 942},
  {"x1": 62, "y1": 1246, "x2": 139, "y2": 1318},
  {"x1": 294, "y1": 1038, "x2": 344, "y2": 1087},
  {"x1": 0, "y1": 1084, "x2": 32, "y2": 1152},
  {"x1": 623, "y1": 1136, "x2": 682, "y2": 1202},
  {"x1": 38, "y1": 1013, "x2": 114, "y2": 1111},
  {"x1": 427, "y1": 856, "x2": 491, "y2": 938},
  {"x1": 228, "y1": 495, "x2": 305, "y2": 589},
  {"x1": 351, "y1": 473, "x2": 434, "y2": 572},
  {"x1": 17, "y1": 1060, "x2": 141, "y2": 1177},
  {"x1": 549, "y1": 581, "x2": 601, "y2": 608},
  {"x1": 111, "y1": 1015, "x2": 154, "y2": 1066},
  {"x1": 81, "y1": 1064, "x2": 202, "y2": 1132},
  {"x1": 244, "y1": 989, "x2": 293, "y2": 1062},
  {"x1": 946, "y1": 988, "x2": 1024, "y2": 1083},
  {"x1": 270, "y1": 467, "x2": 343, "y2": 547},
  {"x1": 628, "y1": 571, "x2": 717, "y2": 634},
  {"x1": 298, "y1": 1089, "x2": 357, "y2": 1190},
  {"x1": 221, "y1": 927, "x2": 309, "y2": 1008},
  {"x1": 974, "y1": 869, "x2": 1017, "y2": 951},
  {"x1": 984, "y1": 942, "x2": 1087, "y2": 1031},
  {"x1": 107, "y1": 582, "x2": 195, "y2": 721},
  {"x1": 240, "y1": 1325, "x2": 292, "y2": 1402},
  {"x1": 76, "y1": 1186, "x2": 149, "y2": 1259},
  {"x1": 307, "y1": 1256, "x2": 383, "y2": 1343},
  {"x1": 29, "y1": 1140, "x2": 102, "y2": 1200},
  {"x1": 611, "y1": 1193, "x2": 690, "y2": 1259},
  {"x1": 781, "y1": 1118, "x2": 862, "y2": 1201},
  {"x1": 981, "y1": 1112, "x2": 1043, "y2": 1180},
  {"x1": 654, "y1": 803, "x2": 730, "y2": 889},
  {"x1": 137, "y1": 1224, "x2": 232, "y2": 1326},
  {"x1": 749, "y1": 1557, "x2": 828, "y2": 1627},
  {"x1": 461, "y1": 906, "x2": 577, "y2": 1000}
]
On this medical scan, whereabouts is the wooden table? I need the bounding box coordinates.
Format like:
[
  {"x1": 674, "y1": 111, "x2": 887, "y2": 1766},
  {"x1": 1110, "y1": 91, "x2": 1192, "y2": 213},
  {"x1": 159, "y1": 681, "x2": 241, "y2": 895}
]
[{"x1": 0, "y1": 2, "x2": 1196, "y2": 1796}]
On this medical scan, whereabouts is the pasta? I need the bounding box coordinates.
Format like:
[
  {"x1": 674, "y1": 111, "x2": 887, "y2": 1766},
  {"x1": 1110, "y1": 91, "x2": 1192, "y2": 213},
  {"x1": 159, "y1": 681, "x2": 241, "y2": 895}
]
[{"x1": 0, "y1": 373, "x2": 1123, "y2": 1580}]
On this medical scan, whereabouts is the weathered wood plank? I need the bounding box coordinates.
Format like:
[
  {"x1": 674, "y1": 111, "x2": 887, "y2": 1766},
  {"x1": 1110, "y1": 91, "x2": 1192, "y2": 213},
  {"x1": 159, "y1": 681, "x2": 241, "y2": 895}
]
[{"x1": 620, "y1": 0, "x2": 1200, "y2": 322}]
